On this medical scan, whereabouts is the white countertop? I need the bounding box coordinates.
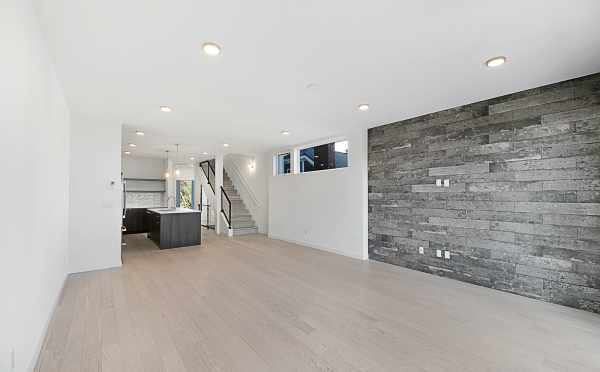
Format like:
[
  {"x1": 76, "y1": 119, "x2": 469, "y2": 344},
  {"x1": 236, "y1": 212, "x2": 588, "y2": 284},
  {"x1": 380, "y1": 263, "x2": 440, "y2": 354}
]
[{"x1": 147, "y1": 208, "x2": 201, "y2": 214}]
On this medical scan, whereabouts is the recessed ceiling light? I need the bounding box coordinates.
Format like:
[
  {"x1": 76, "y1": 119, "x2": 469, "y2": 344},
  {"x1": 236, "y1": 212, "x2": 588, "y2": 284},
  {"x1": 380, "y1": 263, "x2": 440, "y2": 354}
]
[
  {"x1": 128, "y1": 143, "x2": 137, "y2": 147},
  {"x1": 223, "y1": 143, "x2": 230, "y2": 148},
  {"x1": 358, "y1": 103, "x2": 370, "y2": 111},
  {"x1": 160, "y1": 106, "x2": 173, "y2": 112},
  {"x1": 135, "y1": 130, "x2": 145, "y2": 136},
  {"x1": 485, "y1": 56, "x2": 507, "y2": 68},
  {"x1": 202, "y1": 42, "x2": 222, "y2": 56},
  {"x1": 202, "y1": 151, "x2": 209, "y2": 155},
  {"x1": 281, "y1": 130, "x2": 290, "y2": 135},
  {"x1": 189, "y1": 157, "x2": 195, "y2": 161},
  {"x1": 124, "y1": 151, "x2": 131, "y2": 155}
]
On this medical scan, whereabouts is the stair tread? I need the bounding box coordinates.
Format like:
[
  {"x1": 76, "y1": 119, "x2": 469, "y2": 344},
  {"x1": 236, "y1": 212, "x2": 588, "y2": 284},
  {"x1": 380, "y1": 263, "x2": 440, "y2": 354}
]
[{"x1": 223, "y1": 169, "x2": 257, "y2": 232}]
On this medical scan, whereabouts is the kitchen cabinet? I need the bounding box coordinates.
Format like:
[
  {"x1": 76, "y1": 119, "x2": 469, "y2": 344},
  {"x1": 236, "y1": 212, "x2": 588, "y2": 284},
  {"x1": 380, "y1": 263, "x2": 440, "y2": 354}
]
[
  {"x1": 146, "y1": 209, "x2": 161, "y2": 244},
  {"x1": 123, "y1": 208, "x2": 148, "y2": 234},
  {"x1": 146, "y1": 208, "x2": 201, "y2": 249}
]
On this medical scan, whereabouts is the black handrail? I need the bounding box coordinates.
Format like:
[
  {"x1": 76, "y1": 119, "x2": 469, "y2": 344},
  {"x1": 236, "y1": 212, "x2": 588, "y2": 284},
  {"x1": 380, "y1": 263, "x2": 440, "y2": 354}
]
[
  {"x1": 199, "y1": 160, "x2": 215, "y2": 193},
  {"x1": 220, "y1": 186, "x2": 232, "y2": 229},
  {"x1": 199, "y1": 161, "x2": 209, "y2": 179},
  {"x1": 199, "y1": 185, "x2": 215, "y2": 229}
]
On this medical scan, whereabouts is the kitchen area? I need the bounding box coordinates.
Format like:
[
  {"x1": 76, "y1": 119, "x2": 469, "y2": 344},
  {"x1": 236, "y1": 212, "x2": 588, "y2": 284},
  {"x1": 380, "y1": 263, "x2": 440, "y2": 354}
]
[{"x1": 122, "y1": 154, "x2": 202, "y2": 250}]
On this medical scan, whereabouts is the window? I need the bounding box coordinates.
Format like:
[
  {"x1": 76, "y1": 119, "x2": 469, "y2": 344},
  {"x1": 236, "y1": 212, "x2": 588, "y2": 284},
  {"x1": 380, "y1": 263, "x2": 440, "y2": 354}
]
[
  {"x1": 276, "y1": 152, "x2": 291, "y2": 175},
  {"x1": 176, "y1": 180, "x2": 195, "y2": 208},
  {"x1": 299, "y1": 140, "x2": 348, "y2": 173}
]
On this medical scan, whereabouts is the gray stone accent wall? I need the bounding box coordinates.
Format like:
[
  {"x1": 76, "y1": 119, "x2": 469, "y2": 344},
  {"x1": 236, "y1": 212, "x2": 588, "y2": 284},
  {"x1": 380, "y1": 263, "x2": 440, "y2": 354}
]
[{"x1": 368, "y1": 73, "x2": 600, "y2": 313}]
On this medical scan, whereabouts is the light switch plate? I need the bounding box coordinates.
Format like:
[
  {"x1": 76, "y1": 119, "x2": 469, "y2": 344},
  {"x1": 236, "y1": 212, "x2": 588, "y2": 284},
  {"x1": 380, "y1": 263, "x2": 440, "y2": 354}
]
[
  {"x1": 443, "y1": 179, "x2": 450, "y2": 187},
  {"x1": 436, "y1": 179, "x2": 442, "y2": 187},
  {"x1": 418, "y1": 246, "x2": 424, "y2": 254},
  {"x1": 444, "y1": 250, "x2": 451, "y2": 259},
  {"x1": 436, "y1": 249, "x2": 442, "y2": 258}
]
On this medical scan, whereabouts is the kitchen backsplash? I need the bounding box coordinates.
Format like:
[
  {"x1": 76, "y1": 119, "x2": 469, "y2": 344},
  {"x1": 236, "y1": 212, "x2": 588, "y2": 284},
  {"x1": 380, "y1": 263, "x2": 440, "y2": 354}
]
[{"x1": 126, "y1": 192, "x2": 165, "y2": 208}]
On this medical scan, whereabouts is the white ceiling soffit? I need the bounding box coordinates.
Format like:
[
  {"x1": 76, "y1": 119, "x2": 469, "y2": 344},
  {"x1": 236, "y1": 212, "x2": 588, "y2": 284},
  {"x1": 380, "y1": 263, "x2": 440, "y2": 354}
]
[{"x1": 37, "y1": 0, "x2": 600, "y2": 157}]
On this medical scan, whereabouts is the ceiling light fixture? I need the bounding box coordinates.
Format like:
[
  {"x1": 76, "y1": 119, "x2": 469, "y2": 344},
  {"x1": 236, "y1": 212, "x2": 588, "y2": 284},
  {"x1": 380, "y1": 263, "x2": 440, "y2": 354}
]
[
  {"x1": 124, "y1": 151, "x2": 131, "y2": 155},
  {"x1": 281, "y1": 130, "x2": 290, "y2": 135},
  {"x1": 174, "y1": 144, "x2": 181, "y2": 177},
  {"x1": 358, "y1": 103, "x2": 370, "y2": 111},
  {"x1": 164, "y1": 150, "x2": 170, "y2": 178},
  {"x1": 128, "y1": 143, "x2": 137, "y2": 147},
  {"x1": 202, "y1": 42, "x2": 222, "y2": 56},
  {"x1": 135, "y1": 130, "x2": 145, "y2": 136},
  {"x1": 485, "y1": 56, "x2": 507, "y2": 68},
  {"x1": 223, "y1": 143, "x2": 230, "y2": 148},
  {"x1": 202, "y1": 151, "x2": 208, "y2": 155},
  {"x1": 160, "y1": 106, "x2": 173, "y2": 112}
]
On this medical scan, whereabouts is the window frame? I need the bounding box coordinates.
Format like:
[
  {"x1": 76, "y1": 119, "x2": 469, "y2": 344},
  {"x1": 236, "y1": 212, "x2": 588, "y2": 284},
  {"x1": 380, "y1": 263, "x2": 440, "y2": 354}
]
[
  {"x1": 273, "y1": 151, "x2": 293, "y2": 176},
  {"x1": 273, "y1": 137, "x2": 349, "y2": 177},
  {"x1": 298, "y1": 139, "x2": 349, "y2": 174}
]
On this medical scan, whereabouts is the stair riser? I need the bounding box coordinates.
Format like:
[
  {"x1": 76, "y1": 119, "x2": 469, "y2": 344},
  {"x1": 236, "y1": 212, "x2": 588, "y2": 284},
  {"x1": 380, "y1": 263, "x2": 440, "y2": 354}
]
[
  {"x1": 232, "y1": 228, "x2": 258, "y2": 236},
  {"x1": 232, "y1": 223, "x2": 257, "y2": 228}
]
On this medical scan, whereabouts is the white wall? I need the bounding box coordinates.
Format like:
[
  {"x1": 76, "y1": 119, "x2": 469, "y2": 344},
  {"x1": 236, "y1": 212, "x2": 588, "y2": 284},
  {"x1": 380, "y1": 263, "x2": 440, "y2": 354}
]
[
  {"x1": 0, "y1": 1, "x2": 71, "y2": 371},
  {"x1": 68, "y1": 116, "x2": 122, "y2": 273},
  {"x1": 268, "y1": 130, "x2": 368, "y2": 260},
  {"x1": 225, "y1": 153, "x2": 270, "y2": 234},
  {"x1": 122, "y1": 156, "x2": 166, "y2": 179},
  {"x1": 175, "y1": 166, "x2": 195, "y2": 180}
]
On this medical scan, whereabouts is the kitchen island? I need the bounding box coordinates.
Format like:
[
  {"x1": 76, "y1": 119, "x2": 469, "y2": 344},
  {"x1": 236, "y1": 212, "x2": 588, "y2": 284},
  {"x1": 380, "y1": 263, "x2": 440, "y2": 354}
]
[{"x1": 146, "y1": 208, "x2": 201, "y2": 249}]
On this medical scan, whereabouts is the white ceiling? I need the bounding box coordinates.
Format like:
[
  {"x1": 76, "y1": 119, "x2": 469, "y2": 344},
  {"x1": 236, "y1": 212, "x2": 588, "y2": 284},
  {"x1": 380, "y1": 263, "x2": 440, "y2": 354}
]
[{"x1": 37, "y1": 0, "x2": 600, "y2": 158}]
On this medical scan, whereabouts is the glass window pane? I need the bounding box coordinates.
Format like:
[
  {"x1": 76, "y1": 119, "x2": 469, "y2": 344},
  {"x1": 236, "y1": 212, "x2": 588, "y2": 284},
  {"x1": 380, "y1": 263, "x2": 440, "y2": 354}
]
[
  {"x1": 277, "y1": 153, "x2": 291, "y2": 175},
  {"x1": 176, "y1": 180, "x2": 194, "y2": 208},
  {"x1": 334, "y1": 140, "x2": 348, "y2": 168},
  {"x1": 299, "y1": 147, "x2": 315, "y2": 172},
  {"x1": 300, "y1": 140, "x2": 348, "y2": 173}
]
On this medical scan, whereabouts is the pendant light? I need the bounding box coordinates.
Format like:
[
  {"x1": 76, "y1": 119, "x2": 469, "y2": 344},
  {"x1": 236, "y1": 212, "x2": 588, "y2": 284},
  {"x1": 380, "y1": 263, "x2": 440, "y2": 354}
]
[
  {"x1": 174, "y1": 144, "x2": 181, "y2": 176},
  {"x1": 164, "y1": 150, "x2": 170, "y2": 178}
]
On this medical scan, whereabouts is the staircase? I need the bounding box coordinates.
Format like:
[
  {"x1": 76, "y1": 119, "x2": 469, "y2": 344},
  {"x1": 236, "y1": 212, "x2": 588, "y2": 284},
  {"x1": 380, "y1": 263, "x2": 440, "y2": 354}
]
[{"x1": 222, "y1": 170, "x2": 258, "y2": 235}]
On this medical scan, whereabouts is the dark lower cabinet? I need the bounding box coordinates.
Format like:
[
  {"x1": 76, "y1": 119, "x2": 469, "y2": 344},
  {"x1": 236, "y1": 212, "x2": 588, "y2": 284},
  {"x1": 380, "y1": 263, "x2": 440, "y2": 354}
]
[
  {"x1": 146, "y1": 209, "x2": 161, "y2": 244},
  {"x1": 147, "y1": 210, "x2": 201, "y2": 249},
  {"x1": 123, "y1": 208, "x2": 148, "y2": 234}
]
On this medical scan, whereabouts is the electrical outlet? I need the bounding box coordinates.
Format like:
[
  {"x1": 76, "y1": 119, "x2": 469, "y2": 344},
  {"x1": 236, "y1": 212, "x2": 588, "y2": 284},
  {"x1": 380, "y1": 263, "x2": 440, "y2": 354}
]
[
  {"x1": 436, "y1": 179, "x2": 442, "y2": 187},
  {"x1": 436, "y1": 249, "x2": 442, "y2": 258},
  {"x1": 418, "y1": 246, "x2": 424, "y2": 254},
  {"x1": 443, "y1": 179, "x2": 450, "y2": 187},
  {"x1": 444, "y1": 250, "x2": 451, "y2": 259}
]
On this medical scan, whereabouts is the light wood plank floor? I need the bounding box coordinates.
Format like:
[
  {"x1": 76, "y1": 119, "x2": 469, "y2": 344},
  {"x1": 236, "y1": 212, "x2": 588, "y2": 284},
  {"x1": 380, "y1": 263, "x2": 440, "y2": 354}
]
[{"x1": 36, "y1": 231, "x2": 600, "y2": 372}]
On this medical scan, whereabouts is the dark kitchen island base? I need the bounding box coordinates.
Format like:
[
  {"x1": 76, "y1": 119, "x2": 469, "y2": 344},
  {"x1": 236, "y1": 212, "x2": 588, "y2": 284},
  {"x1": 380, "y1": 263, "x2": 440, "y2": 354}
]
[{"x1": 147, "y1": 208, "x2": 201, "y2": 249}]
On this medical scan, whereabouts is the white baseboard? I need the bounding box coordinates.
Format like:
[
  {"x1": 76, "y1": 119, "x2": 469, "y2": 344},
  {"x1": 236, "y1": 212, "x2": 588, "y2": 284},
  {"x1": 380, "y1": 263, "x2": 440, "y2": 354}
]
[
  {"x1": 69, "y1": 260, "x2": 122, "y2": 275},
  {"x1": 268, "y1": 234, "x2": 367, "y2": 261},
  {"x1": 28, "y1": 273, "x2": 68, "y2": 372}
]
